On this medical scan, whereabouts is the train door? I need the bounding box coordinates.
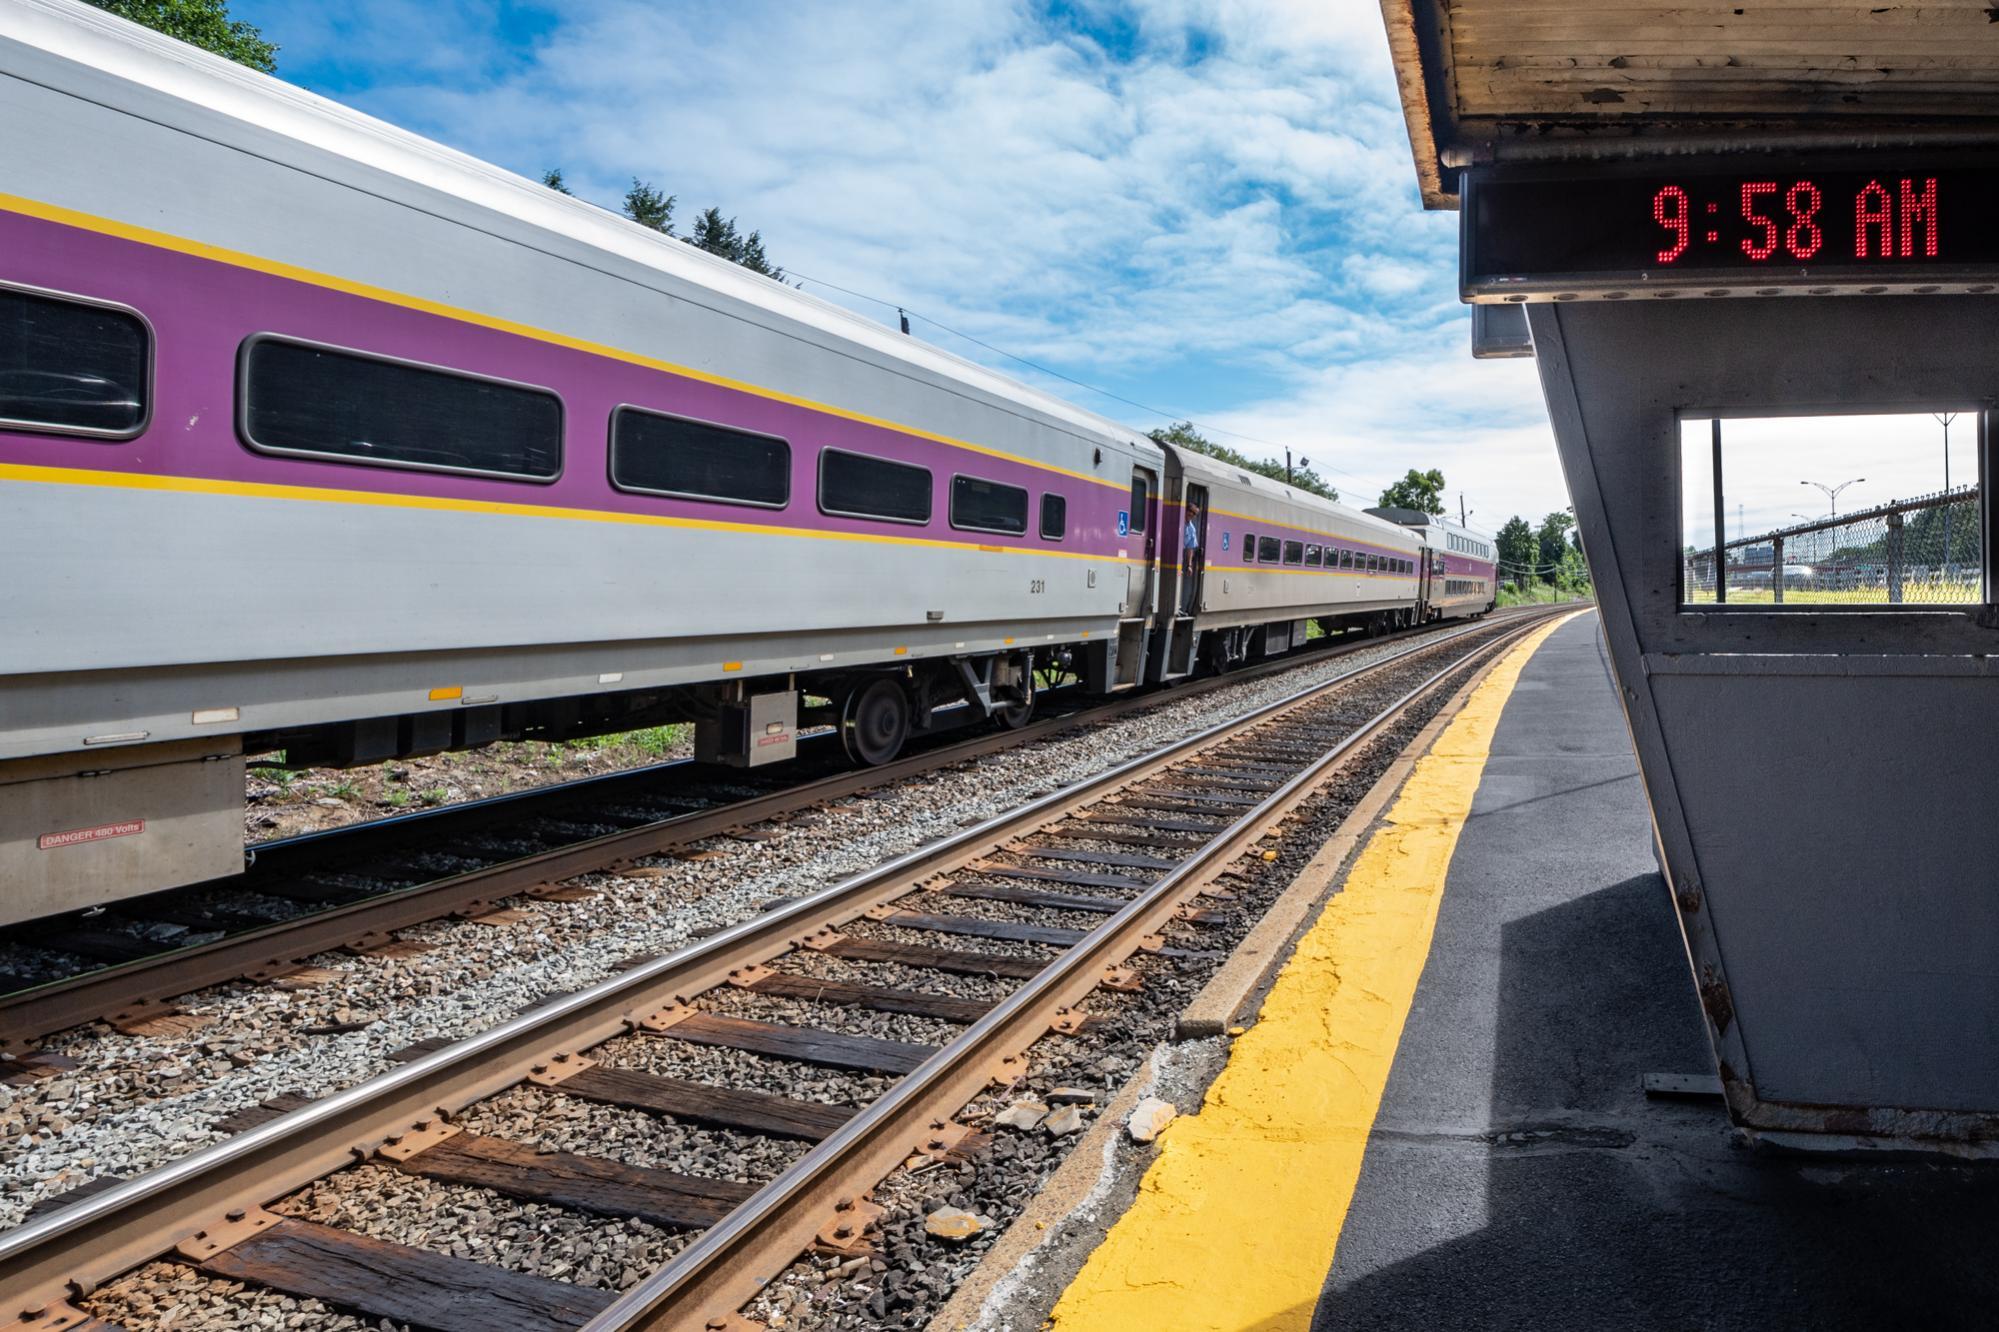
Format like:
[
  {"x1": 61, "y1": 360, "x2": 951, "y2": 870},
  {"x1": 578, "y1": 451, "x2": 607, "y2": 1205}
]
[
  {"x1": 1181, "y1": 484, "x2": 1208, "y2": 615},
  {"x1": 1116, "y1": 465, "x2": 1159, "y2": 687},
  {"x1": 1418, "y1": 541, "x2": 1434, "y2": 619}
]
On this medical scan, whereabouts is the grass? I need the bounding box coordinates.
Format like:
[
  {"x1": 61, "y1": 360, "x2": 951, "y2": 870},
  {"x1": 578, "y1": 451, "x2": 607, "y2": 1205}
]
[
  {"x1": 1498, "y1": 583, "x2": 1590, "y2": 607},
  {"x1": 1685, "y1": 586, "x2": 1978, "y2": 606},
  {"x1": 563, "y1": 723, "x2": 690, "y2": 757}
]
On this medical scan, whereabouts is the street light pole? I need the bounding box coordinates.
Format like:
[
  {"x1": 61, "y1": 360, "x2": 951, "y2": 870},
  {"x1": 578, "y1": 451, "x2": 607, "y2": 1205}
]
[
  {"x1": 1800, "y1": 476, "x2": 1865, "y2": 518},
  {"x1": 1792, "y1": 514, "x2": 1828, "y2": 565}
]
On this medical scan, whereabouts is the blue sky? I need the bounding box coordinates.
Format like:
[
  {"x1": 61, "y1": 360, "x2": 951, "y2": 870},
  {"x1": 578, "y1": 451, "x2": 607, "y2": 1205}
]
[{"x1": 231, "y1": 0, "x2": 1568, "y2": 528}]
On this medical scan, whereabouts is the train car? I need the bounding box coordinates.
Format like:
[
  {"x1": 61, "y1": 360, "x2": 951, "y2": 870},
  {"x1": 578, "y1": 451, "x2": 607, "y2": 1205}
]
[
  {"x1": 1365, "y1": 507, "x2": 1499, "y2": 621},
  {"x1": 0, "y1": 0, "x2": 1438, "y2": 924},
  {"x1": 1150, "y1": 449, "x2": 1426, "y2": 677}
]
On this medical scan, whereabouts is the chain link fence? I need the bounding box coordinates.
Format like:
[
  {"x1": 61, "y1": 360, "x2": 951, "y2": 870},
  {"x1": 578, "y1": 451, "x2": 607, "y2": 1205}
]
[{"x1": 1685, "y1": 485, "x2": 1981, "y2": 605}]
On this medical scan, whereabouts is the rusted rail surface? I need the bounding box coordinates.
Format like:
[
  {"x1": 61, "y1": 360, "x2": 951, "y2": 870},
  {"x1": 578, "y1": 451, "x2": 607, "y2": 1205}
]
[{"x1": 0, "y1": 610, "x2": 1564, "y2": 1329}]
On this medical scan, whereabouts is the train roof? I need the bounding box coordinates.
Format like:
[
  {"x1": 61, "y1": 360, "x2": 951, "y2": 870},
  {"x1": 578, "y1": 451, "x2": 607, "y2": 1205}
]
[
  {"x1": 1170, "y1": 446, "x2": 1419, "y2": 543},
  {"x1": 6, "y1": 0, "x2": 1163, "y2": 457},
  {"x1": 1364, "y1": 506, "x2": 1494, "y2": 545}
]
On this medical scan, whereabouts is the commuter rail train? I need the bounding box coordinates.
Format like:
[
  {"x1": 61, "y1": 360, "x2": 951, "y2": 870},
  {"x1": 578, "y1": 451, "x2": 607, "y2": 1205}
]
[{"x1": 0, "y1": 0, "x2": 1497, "y2": 924}]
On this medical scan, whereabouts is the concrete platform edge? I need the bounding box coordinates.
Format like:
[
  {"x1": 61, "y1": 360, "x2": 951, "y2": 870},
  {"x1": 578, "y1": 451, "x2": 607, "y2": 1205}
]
[{"x1": 1173, "y1": 638, "x2": 1517, "y2": 1040}]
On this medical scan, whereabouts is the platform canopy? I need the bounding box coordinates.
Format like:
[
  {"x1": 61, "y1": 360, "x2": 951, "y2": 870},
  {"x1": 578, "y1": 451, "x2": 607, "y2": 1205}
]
[{"x1": 1382, "y1": 1, "x2": 1999, "y2": 208}]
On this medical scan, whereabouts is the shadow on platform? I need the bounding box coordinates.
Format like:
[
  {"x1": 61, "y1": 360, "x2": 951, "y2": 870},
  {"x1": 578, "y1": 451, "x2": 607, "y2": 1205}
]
[{"x1": 1314, "y1": 869, "x2": 1999, "y2": 1331}]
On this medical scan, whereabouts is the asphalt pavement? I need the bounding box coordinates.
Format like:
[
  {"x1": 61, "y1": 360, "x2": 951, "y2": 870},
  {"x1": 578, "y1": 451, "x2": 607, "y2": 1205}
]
[{"x1": 1316, "y1": 611, "x2": 1999, "y2": 1331}]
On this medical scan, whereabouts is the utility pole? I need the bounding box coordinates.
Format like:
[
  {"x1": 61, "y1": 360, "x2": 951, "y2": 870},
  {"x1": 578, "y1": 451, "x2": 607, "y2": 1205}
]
[{"x1": 1459, "y1": 493, "x2": 1467, "y2": 525}]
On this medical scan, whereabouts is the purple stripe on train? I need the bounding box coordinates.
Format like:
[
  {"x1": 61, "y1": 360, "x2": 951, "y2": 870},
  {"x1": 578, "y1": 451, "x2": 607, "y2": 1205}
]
[{"x1": 0, "y1": 206, "x2": 1133, "y2": 555}]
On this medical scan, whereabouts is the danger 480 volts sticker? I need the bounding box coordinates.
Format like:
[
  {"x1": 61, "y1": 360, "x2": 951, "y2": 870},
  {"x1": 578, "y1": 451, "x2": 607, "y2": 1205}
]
[{"x1": 37, "y1": 820, "x2": 145, "y2": 850}]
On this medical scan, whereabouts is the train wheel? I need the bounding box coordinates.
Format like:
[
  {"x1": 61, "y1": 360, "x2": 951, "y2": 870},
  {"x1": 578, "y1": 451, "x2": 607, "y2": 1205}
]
[
  {"x1": 1202, "y1": 631, "x2": 1235, "y2": 675},
  {"x1": 994, "y1": 665, "x2": 1036, "y2": 730},
  {"x1": 841, "y1": 678, "x2": 911, "y2": 766}
]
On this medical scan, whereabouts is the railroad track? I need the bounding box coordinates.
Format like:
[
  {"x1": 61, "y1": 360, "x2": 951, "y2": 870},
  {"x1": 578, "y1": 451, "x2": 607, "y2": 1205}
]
[
  {"x1": 0, "y1": 611, "x2": 1546, "y2": 1051},
  {"x1": 0, "y1": 607, "x2": 1565, "y2": 1332}
]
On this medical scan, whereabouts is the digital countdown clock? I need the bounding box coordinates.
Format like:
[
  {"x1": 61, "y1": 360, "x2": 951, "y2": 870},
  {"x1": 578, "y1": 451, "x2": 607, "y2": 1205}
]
[{"x1": 1461, "y1": 162, "x2": 1999, "y2": 300}]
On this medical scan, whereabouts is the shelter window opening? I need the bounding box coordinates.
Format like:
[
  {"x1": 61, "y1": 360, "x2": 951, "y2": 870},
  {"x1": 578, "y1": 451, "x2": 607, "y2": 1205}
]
[{"x1": 1679, "y1": 412, "x2": 1984, "y2": 610}]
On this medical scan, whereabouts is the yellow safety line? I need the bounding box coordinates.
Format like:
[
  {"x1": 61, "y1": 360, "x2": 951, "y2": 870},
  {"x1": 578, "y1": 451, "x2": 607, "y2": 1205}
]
[{"x1": 1051, "y1": 611, "x2": 1579, "y2": 1332}]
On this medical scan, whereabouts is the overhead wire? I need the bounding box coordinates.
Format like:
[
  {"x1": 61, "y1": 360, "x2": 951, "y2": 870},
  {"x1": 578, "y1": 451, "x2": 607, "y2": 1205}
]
[{"x1": 784, "y1": 266, "x2": 1394, "y2": 493}]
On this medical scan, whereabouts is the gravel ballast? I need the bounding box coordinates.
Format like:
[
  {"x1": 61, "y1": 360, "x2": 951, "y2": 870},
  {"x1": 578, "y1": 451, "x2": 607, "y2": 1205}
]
[{"x1": 1, "y1": 621, "x2": 1521, "y2": 1250}]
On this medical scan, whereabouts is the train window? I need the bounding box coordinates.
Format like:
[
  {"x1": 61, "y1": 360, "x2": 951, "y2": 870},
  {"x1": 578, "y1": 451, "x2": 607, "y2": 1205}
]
[
  {"x1": 820, "y1": 448, "x2": 932, "y2": 524},
  {"x1": 1128, "y1": 474, "x2": 1150, "y2": 534},
  {"x1": 0, "y1": 283, "x2": 150, "y2": 438},
  {"x1": 610, "y1": 406, "x2": 787, "y2": 508},
  {"x1": 1283, "y1": 540, "x2": 1303, "y2": 565},
  {"x1": 1681, "y1": 413, "x2": 1980, "y2": 608},
  {"x1": 1040, "y1": 492, "x2": 1067, "y2": 541},
  {"x1": 241, "y1": 336, "x2": 561, "y2": 480},
  {"x1": 1244, "y1": 533, "x2": 1257, "y2": 561},
  {"x1": 1258, "y1": 535, "x2": 1281, "y2": 563},
  {"x1": 951, "y1": 474, "x2": 1029, "y2": 535},
  {"x1": 1305, "y1": 545, "x2": 1321, "y2": 566}
]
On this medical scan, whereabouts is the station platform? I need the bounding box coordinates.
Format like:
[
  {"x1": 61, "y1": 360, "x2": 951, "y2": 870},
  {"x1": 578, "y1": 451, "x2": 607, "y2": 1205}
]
[{"x1": 1050, "y1": 610, "x2": 1999, "y2": 1331}]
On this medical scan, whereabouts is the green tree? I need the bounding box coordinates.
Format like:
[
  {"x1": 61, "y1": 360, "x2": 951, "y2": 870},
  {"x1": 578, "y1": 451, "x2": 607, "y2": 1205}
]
[
  {"x1": 87, "y1": 0, "x2": 277, "y2": 71},
  {"x1": 623, "y1": 179, "x2": 676, "y2": 234},
  {"x1": 1146, "y1": 422, "x2": 1338, "y2": 503},
  {"x1": 1495, "y1": 515, "x2": 1536, "y2": 586},
  {"x1": 1536, "y1": 511, "x2": 1576, "y2": 583},
  {"x1": 690, "y1": 206, "x2": 741, "y2": 259},
  {"x1": 736, "y1": 229, "x2": 786, "y2": 282},
  {"x1": 1556, "y1": 538, "x2": 1592, "y2": 594},
  {"x1": 1377, "y1": 468, "x2": 1447, "y2": 515},
  {"x1": 686, "y1": 206, "x2": 788, "y2": 281},
  {"x1": 541, "y1": 168, "x2": 573, "y2": 196}
]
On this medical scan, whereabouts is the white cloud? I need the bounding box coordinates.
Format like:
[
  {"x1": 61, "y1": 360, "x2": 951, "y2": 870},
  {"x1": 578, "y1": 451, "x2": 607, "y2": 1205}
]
[
  {"x1": 1203, "y1": 329, "x2": 1569, "y2": 528},
  {"x1": 247, "y1": 0, "x2": 1575, "y2": 525}
]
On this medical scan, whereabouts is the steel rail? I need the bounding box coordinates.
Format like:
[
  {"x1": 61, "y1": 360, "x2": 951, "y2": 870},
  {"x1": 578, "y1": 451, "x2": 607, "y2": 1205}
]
[
  {"x1": 0, "y1": 612, "x2": 1535, "y2": 1049},
  {"x1": 0, "y1": 610, "x2": 1561, "y2": 1320},
  {"x1": 578, "y1": 611, "x2": 1557, "y2": 1331}
]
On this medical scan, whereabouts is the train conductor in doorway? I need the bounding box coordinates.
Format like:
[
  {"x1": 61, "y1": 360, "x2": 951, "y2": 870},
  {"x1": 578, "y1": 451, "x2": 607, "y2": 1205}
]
[{"x1": 1182, "y1": 498, "x2": 1203, "y2": 614}]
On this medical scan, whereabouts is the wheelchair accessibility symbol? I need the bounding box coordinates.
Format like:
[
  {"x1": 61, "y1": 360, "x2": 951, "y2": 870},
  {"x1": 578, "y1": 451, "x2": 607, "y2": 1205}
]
[
  {"x1": 1220, "y1": 532, "x2": 1231, "y2": 552},
  {"x1": 1116, "y1": 510, "x2": 1130, "y2": 538}
]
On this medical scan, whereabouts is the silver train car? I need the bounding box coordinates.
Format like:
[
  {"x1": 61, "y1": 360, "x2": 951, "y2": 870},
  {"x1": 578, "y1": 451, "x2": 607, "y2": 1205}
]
[
  {"x1": 1365, "y1": 507, "x2": 1500, "y2": 621},
  {"x1": 0, "y1": 0, "x2": 1477, "y2": 923}
]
